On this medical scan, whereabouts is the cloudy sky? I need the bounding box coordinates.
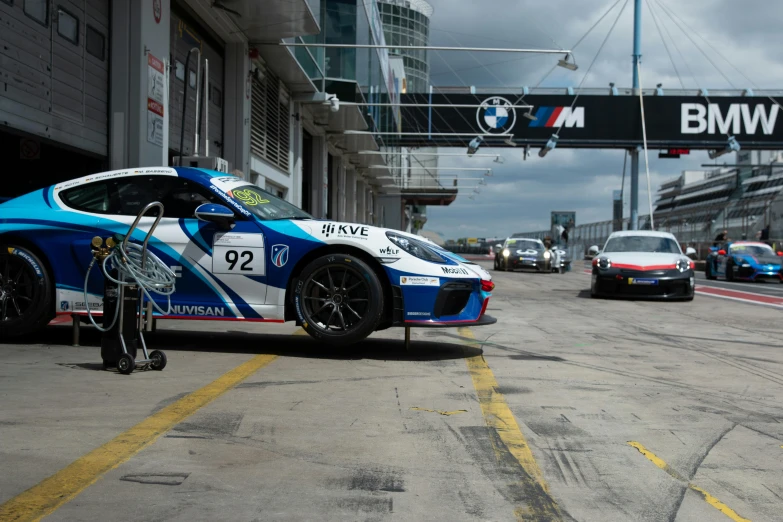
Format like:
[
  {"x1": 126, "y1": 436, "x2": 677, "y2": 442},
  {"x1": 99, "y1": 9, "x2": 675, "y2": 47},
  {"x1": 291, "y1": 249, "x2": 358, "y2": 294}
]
[{"x1": 416, "y1": 0, "x2": 783, "y2": 239}]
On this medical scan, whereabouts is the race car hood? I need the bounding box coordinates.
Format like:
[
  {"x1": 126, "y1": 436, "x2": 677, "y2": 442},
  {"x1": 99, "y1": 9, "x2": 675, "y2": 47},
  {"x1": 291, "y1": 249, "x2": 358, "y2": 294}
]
[
  {"x1": 291, "y1": 220, "x2": 490, "y2": 280},
  {"x1": 599, "y1": 252, "x2": 685, "y2": 270}
]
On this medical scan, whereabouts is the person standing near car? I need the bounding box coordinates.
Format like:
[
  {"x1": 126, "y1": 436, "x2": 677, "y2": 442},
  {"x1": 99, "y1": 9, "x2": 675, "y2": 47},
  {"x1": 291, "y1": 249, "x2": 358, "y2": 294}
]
[{"x1": 713, "y1": 229, "x2": 728, "y2": 246}]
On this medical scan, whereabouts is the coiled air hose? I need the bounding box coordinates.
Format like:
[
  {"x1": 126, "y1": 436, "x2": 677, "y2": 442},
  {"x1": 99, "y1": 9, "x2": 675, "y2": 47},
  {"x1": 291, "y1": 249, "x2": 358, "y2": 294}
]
[{"x1": 84, "y1": 241, "x2": 177, "y2": 332}]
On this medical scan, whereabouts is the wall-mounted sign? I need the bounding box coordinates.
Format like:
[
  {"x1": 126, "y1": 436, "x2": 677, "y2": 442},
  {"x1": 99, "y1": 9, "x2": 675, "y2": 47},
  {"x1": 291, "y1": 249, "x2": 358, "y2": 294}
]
[{"x1": 147, "y1": 53, "x2": 165, "y2": 147}]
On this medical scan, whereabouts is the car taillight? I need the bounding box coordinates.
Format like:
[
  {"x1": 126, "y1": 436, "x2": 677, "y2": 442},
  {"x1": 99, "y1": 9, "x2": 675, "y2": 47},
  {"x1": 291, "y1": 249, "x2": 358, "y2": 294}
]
[
  {"x1": 592, "y1": 258, "x2": 598, "y2": 266},
  {"x1": 481, "y1": 280, "x2": 495, "y2": 292},
  {"x1": 689, "y1": 261, "x2": 695, "y2": 269}
]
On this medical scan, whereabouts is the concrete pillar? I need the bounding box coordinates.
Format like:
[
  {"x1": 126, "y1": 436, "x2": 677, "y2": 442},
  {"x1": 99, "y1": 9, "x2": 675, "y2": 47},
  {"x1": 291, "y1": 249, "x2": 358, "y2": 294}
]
[
  {"x1": 223, "y1": 43, "x2": 251, "y2": 175},
  {"x1": 291, "y1": 103, "x2": 304, "y2": 208},
  {"x1": 312, "y1": 135, "x2": 327, "y2": 218},
  {"x1": 110, "y1": 0, "x2": 170, "y2": 169},
  {"x1": 337, "y1": 164, "x2": 347, "y2": 221}
]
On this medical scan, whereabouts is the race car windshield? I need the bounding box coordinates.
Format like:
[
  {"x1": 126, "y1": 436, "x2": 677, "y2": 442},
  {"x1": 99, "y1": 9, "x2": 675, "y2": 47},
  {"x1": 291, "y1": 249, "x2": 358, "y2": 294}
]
[
  {"x1": 506, "y1": 239, "x2": 541, "y2": 251},
  {"x1": 730, "y1": 244, "x2": 774, "y2": 257},
  {"x1": 227, "y1": 185, "x2": 312, "y2": 220},
  {"x1": 603, "y1": 236, "x2": 681, "y2": 254}
]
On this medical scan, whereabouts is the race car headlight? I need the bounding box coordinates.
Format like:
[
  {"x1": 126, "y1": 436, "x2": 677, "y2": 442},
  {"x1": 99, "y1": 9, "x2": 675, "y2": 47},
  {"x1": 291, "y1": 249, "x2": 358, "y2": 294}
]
[
  {"x1": 543, "y1": 251, "x2": 551, "y2": 259},
  {"x1": 676, "y1": 258, "x2": 691, "y2": 272},
  {"x1": 385, "y1": 232, "x2": 446, "y2": 263},
  {"x1": 502, "y1": 248, "x2": 510, "y2": 257},
  {"x1": 597, "y1": 257, "x2": 611, "y2": 269}
]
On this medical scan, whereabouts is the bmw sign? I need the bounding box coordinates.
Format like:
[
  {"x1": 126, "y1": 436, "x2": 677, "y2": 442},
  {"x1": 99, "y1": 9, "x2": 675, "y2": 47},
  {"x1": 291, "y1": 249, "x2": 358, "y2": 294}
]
[{"x1": 477, "y1": 97, "x2": 516, "y2": 135}]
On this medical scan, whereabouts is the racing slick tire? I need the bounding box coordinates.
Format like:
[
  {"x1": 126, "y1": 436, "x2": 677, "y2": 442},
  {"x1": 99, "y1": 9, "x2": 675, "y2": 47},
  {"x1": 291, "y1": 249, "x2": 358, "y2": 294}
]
[
  {"x1": 705, "y1": 261, "x2": 716, "y2": 280},
  {"x1": 0, "y1": 244, "x2": 53, "y2": 339},
  {"x1": 294, "y1": 254, "x2": 383, "y2": 346}
]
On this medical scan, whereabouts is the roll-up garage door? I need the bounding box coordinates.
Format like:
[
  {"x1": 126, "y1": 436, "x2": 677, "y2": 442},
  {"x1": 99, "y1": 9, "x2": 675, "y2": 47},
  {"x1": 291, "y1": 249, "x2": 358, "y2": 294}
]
[
  {"x1": 0, "y1": 0, "x2": 110, "y2": 156},
  {"x1": 168, "y1": 6, "x2": 224, "y2": 160}
]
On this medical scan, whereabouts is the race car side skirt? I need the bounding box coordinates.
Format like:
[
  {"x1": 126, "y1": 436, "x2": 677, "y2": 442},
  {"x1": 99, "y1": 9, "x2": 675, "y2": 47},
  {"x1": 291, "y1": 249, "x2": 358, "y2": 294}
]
[{"x1": 404, "y1": 314, "x2": 497, "y2": 327}]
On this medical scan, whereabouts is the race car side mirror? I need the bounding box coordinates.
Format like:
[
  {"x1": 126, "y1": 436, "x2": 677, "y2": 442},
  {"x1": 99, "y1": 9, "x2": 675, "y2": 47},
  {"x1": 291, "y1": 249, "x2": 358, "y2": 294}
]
[
  {"x1": 777, "y1": 251, "x2": 783, "y2": 257},
  {"x1": 718, "y1": 249, "x2": 726, "y2": 256},
  {"x1": 195, "y1": 203, "x2": 236, "y2": 231}
]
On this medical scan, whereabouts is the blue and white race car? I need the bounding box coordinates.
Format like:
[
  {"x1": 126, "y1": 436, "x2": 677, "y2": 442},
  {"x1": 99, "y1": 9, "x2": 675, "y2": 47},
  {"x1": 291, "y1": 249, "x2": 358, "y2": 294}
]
[
  {"x1": 705, "y1": 241, "x2": 783, "y2": 282},
  {"x1": 0, "y1": 167, "x2": 496, "y2": 343}
]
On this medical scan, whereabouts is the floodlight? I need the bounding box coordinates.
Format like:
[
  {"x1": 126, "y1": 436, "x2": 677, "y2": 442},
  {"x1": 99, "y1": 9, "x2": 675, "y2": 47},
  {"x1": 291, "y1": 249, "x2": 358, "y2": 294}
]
[
  {"x1": 467, "y1": 136, "x2": 483, "y2": 156},
  {"x1": 494, "y1": 155, "x2": 505, "y2": 163},
  {"x1": 504, "y1": 137, "x2": 517, "y2": 147},
  {"x1": 557, "y1": 53, "x2": 578, "y2": 71},
  {"x1": 708, "y1": 136, "x2": 740, "y2": 160},
  {"x1": 523, "y1": 144, "x2": 531, "y2": 160},
  {"x1": 539, "y1": 134, "x2": 559, "y2": 158},
  {"x1": 523, "y1": 111, "x2": 538, "y2": 121}
]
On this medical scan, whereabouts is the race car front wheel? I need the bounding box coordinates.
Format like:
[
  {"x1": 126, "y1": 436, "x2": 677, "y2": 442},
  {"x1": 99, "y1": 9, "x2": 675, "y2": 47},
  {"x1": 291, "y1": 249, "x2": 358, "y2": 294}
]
[
  {"x1": 294, "y1": 254, "x2": 383, "y2": 345},
  {"x1": 0, "y1": 244, "x2": 53, "y2": 339}
]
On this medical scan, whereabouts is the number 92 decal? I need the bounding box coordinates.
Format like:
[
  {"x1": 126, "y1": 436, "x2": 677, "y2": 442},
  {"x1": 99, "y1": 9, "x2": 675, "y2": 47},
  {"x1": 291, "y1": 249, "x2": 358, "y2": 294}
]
[{"x1": 212, "y1": 233, "x2": 266, "y2": 275}]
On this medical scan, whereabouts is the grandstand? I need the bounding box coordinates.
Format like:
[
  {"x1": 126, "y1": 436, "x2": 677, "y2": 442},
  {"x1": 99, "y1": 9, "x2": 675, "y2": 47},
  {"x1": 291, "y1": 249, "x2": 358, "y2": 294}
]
[{"x1": 510, "y1": 151, "x2": 783, "y2": 258}]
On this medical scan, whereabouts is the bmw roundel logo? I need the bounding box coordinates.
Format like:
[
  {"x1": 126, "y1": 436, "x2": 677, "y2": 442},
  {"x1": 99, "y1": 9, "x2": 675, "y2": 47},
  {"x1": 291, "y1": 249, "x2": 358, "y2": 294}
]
[
  {"x1": 271, "y1": 244, "x2": 289, "y2": 268},
  {"x1": 476, "y1": 96, "x2": 516, "y2": 135}
]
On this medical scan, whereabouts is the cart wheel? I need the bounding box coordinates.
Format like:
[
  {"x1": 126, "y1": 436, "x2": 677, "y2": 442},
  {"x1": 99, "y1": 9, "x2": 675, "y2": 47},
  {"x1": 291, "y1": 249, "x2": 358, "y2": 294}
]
[
  {"x1": 117, "y1": 353, "x2": 135, "y2": 375},
  {"x1": 149, "y1": 350, "x2": 167, "y2": 371}
]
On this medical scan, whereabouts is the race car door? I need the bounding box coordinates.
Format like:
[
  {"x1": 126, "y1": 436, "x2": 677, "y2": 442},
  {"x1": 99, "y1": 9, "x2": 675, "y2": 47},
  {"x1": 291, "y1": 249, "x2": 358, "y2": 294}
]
[
  {"x1": 715, "y1": 247, "x2": 728, "y2": 278},
  {"x1": 95, "y1": 175, "x2": 268, "y2": 319}
]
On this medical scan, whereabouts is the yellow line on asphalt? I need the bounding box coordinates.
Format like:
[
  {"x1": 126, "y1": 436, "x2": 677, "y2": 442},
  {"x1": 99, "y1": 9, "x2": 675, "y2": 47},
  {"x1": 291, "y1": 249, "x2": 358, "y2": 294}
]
[
  {"x1": 0, "y1": 354, "x2": 278, "y2": 522},
  {"x1": 410, "y1": 407, "x2": 468, "y2": 416},
  {"x1": 459, "y1": 327, "x2": 563, "y2": 521},
  {"x1": 628, "y1": 441, "x2": 750, "y2": 522}
]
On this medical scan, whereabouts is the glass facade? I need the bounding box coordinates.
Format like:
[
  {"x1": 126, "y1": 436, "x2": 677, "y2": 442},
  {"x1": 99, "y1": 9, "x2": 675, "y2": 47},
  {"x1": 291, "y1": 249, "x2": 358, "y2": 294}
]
[
  {"x1": 377, "y1": 0, "x2": 432, "y2": 93},
  {"x1": 311, "y1": 0, "x2": 399, "y2": 137}
]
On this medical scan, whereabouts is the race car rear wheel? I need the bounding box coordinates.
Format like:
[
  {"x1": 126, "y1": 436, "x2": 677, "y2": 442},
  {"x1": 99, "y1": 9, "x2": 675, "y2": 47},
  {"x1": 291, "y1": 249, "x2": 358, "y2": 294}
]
[
  {"x1": 294, "y1": 254, "x2": 383, "y2": 345},
  {"x1": 0, "y1": 244, "x2": 53, "y2": 339}
]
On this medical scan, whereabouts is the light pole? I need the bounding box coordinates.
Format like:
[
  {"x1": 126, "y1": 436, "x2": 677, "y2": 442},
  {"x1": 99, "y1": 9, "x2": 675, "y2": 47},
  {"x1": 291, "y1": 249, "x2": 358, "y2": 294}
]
[{"x1": 629, "y1": 0, "x2": 642, "y2": 230}]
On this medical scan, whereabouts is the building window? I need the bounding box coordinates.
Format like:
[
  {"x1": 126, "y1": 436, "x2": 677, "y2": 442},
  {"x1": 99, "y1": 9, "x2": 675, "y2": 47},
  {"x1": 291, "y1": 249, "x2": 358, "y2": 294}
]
[
  {"x1": 210, "y1": 84, "x2": 222, "y2": 108},
  {"x1": 56, "y1": 6, "x2": 78, "y2": 44},
  {"x1": 24, "y1": 0, "x2": 48, "y2": 26},
  {"x1": 86, "y1": 25, "x2": 105, "y2": 60},
  {"x1": 250, "y1": 69, "x2": 291, "y2": 172},
  {"x1": 174, "y1": 60, "x2": 185, "y2": 82}
]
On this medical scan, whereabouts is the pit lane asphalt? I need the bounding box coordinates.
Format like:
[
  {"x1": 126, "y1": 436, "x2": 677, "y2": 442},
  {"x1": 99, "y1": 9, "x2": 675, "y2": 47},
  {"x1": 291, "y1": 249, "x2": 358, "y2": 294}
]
[{"x1": 2, "y1": 260, "x2": 782, "y2": 521}]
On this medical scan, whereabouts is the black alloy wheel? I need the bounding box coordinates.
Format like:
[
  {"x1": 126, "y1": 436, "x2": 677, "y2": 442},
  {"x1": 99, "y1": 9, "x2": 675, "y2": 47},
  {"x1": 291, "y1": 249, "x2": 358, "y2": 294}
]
[
  {"x1": 295, "y1": 254, "x2": 383, "y2": 345},
  {"x1": 0, "y1": 245, "x2": 52, "y2": 338}
]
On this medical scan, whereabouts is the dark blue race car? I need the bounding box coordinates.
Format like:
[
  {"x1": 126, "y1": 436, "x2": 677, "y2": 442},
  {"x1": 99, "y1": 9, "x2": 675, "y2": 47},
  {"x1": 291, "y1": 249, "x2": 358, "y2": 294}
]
[{"x1": 705, "y1": 241, "x2": 783, "y2": 282}]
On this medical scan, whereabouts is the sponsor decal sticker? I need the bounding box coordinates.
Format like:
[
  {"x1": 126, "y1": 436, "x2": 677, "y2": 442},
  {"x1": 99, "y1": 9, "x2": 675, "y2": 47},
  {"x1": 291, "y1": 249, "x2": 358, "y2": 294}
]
[
  {"x1": 379, "y1": 246, "x2": 400, "y2": 255},
  {"x1": 441, "y1": 266, "x2": 470, "y2": 275},
  {"x1": 9, "y1": 248, "x2": 43, "y2": 278},
  {"x1": 60, "y1": 301, "x2": 70, "y2": 312},
  {"x1": 400, "y1": 276, "x2": 440, "y2": 286},
  {"x1": 74, "y1": 301, "x2": 102, "y2": 311},
  {"x1": 209, "y1": 185, "x2": 252, "y2": 217},
  {"x1": 170, "y1": 305, "x2": 226, "y2": 316},
  {"x1": 628, "y1": 278, "x2": 658, "y2": 285},
  {"x1": 320, "y1": 223, "x2": 370, "y2": 240},
  {"x1": 271, "y1": 244, "x2": 290, "y2": 268},
  {"x1": 407, "y1": 312, "x2": 431, "y2": 316},
  {"x1": 233, "y1": 189, "x2": 269, "y2": 206}
]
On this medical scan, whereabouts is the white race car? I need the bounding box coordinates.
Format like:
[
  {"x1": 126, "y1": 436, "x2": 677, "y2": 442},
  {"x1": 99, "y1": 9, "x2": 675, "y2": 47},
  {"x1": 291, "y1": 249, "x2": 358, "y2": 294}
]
[{"x1": 591, "y1": 230, "x2": 695, "y2": 300}]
